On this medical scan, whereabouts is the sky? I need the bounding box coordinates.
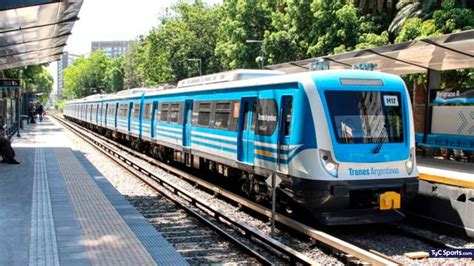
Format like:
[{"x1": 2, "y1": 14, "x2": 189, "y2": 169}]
[{"x1": 49, "y1": 0, "x2": 222, "y2": 93}]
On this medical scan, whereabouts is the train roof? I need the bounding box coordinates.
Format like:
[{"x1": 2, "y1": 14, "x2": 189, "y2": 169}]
[
  {"x1": 67, "y1": 69, "x2": 402, "y2": 104},
  {"x1": 176, "y1": 69, "x2": 285, "y2": 88}
]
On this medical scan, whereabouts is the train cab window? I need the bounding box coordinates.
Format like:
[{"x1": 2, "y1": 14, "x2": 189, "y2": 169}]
[
  {"x1": 255, "y1": 99, "x2": 278, "y2": 136},
  {"x1": 169, "y1": 103, "x2": 180, "y2": 123},
  {"x1": 214, "y1": 102, "x2": 230, "y2": 129},
  {"x1": 160, "y1": 103, "x2": 169, "y2": 121},
  {"x1": 197, "y1": 102, "x2": 211, "y2": 127},
  {"x1": 143, "y1": 103, "x2": 152, "y2": 120},
  {"x1": 132, "y1": 103, "x2": 140, "y2": 118}
]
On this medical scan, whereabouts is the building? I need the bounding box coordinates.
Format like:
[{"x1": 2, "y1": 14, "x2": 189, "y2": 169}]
[
  {"x1": 56, "y1": 52, "x2": 79, "y2": 100},
  {"x1": 91, "y1": 41, "x2": 131, "y2": 59}
]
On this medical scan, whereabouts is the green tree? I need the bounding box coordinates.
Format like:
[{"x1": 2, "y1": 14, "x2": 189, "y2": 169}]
[
  {"x1": 215, "y1": 0, "x2": 274, "y2": 69},
  {"x1": 388, "y1": 0, "x2": 439, "y2": 34},
  {"x1": 2, "y1": 65, "x2": 53, "y2": 104},
  {"x1": 124, "y1": 41, "x2": 147, "y2": 89},
  {"x1": 264, "y1": 0, "x2": 312, "y2": 64},
  {"x1": 126, "y1": 1, "x2": 223, "y2": 84},
  {"x1": 307, "y1": 1, "x2": 361, "y2": 56},
  {"x1": 63, "y1": 50, "x2": 111, "y2": 98},
  {"x1": 104, "y1": 56, "x2": 125, "y2": 92}
]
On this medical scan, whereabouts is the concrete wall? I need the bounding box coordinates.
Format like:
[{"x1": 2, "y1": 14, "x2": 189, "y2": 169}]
[{"x1": 432, "y1": 106, "x2": 474, "y2": 136}]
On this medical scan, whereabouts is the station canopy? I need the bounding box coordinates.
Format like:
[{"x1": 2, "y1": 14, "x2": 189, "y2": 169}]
[
  {"x1": 267, "y1": 30, "x2": 474, "y2": 75},
  {"x1": 0, "y1": 0, "x2": 83, "y2": 71}
]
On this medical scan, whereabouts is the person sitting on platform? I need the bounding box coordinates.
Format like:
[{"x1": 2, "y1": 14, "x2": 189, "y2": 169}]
[{"x1": 0, "y1": 127, "x2": 20, "y2": 164}]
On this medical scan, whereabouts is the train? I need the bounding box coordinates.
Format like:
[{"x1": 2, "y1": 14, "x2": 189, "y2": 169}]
[{"x1": 64, "y1": 69, "x2": 419, "y2": 225}]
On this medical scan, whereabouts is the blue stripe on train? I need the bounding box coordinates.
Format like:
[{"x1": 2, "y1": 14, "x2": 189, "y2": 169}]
[
  {"x1": 192, "y1": 140, "x2": 236, "y2": 154},
  {"x1": 255, "y1": 154, "x2": 288, "y2": 164},
  {"x1": 191, "y1": 134, "x2": 237, "y2": 146},
  {"x1": 254, "y1": 145, "x2": 290, "y2": 155},
  {"x1": 156, "y1": 132, "x2": 182, "y2": 140}
]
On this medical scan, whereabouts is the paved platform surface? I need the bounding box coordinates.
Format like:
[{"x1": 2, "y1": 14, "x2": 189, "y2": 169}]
[
  {"x1": 417, "y1": 157, "x2": 474, "y2": 189},
  {"x1": 0, "y1": 117, "x2": 187, "y2": 265}
]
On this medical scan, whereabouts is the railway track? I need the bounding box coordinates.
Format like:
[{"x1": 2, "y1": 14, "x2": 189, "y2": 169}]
[
  {"x1": 53, "y1": 115, "x2": 317, "y2": 265},
  {"x1": 56, "y1": 114, "x2": 456, "y2": 265},
  {"x1": 126, "y1": 194, "x2": 259, "y2": 264}
]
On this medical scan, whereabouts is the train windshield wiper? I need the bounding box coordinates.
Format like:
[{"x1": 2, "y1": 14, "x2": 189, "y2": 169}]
[{"x1": 372, "y1": 124, "x2": 389, "y2": 154}]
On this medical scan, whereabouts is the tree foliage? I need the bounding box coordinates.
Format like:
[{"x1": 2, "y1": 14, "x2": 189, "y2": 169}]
[
  {"x1": 58, "y1": 0, "x2": 473, "y2": 99},
  {"x1": 63, "y1": 50, "x2": 118, "y2": 98},
  {"x1": 2, "y1": 65, "x2": 53, "y2": 104}
]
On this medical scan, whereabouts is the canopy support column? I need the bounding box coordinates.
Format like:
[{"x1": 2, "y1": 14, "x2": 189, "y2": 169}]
[{"x1": 422, "y1": 69, "x2": 440, "y2": 142}]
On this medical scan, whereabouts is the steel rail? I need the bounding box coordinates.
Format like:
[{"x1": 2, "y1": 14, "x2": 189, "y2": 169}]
[
  {"x1": 57, "y1": 115, "x2": 399, "y2": 266},
  {"x1": 54, "y1": 115, "x2": 317, "y2": 266}
]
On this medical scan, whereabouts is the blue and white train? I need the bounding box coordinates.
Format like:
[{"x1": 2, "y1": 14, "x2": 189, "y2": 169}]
[{"x1": 64, "y1": 69, "x2": 419, "y2": 225}]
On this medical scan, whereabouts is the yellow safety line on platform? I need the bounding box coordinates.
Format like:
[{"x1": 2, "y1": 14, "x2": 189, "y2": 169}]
[{"x1": 419, "y1": 173, "x2": 474, "y2": 189}]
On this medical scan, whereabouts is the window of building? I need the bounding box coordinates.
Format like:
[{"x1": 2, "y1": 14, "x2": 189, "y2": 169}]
[
  {"x1": 197, "y1": 102, "x2": 212, "y2": 127},
  {"x1": 132, "y1": 103, "x2": 140, "y2": 118},
  {"x1": 169, "y1": 103, "x2": 180, "y2": 123},
  {"x1": 255, "y1": 99, "x2": 278, "y2": 136},
  {"x1": 214, "y1": 102, "x2": 230, "y2": 129},
  {"x1": 160, "y1": 103, "x2": 169, "y2": 122},
  {"x1": 143, "y1": 103, "x2": 152, "y2": 120}
]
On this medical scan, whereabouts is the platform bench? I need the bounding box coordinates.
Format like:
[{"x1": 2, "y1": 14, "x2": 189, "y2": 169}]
[{"x1": 417, "y1": 133, "x2": 474, "y2": 154}]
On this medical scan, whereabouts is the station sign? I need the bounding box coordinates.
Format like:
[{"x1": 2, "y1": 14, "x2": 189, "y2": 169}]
[
  {"x1": 433, "y1": 88, "x2": 474, "y2": 104},
  {"x1": 0, "y1": 80, "x2": 20, "y2": 88}
]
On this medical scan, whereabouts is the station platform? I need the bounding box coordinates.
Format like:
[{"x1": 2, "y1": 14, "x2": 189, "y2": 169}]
[
  {"x1": 417, "y1": 157, "x2": 473, "y2": 189},
  {"x1": 410, "y1": 157, "x2": 473, "y2": 239},
  {"x1": 0, "y1": 118, "x2": 187, "y2": 265}
]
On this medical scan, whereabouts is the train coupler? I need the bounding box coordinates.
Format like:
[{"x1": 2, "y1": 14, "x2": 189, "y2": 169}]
[{"x1": 379, "y1": 191, "x2": 401, "y2": 210}]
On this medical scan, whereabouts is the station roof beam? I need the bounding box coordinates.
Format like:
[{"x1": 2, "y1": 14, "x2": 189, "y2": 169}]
[
  {"x1": 0, "y1": 0, "x2": 83, "y2": 70},
  {"x1": 267, "y1": 30, "x2": 474, "y2": 75}
]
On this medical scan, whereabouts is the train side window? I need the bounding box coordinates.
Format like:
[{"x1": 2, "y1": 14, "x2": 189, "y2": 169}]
[
  {"x1": 108, "y1": 104, "x2": 115, "y2": 117},
  {"x1": 256, "y1": 99, "x2": 278, "y2": 136},
  {"x1": 132, "y1": 103, "x2": 140, "y2": 119},
  {"x1": 228, "y1": 101, "x2": 240, "y2": 131},
  {"x1": 283, "y1": 99, "x2": 293, "y2": 136},
  {"x1": 214, "y1": 102, "x2": 230, "y2": 129},
  {"x1": 197, "y1": 102, "x2": 211, "y2": 127},
  {"x1": 160, "y1": 103, "x2": 169, "y2": 122},
  {"x1": 169, "y1": 103, "x2": 180, "y2": 123},
  {"x1": 143, "y1": 103, "x2": 152, "y2": 120},
  {"x1": 119, "y1": 104, "x2": 127, "y2": 117},
  {"x1": 244, "y1": 102, "x2": 257, "y2": 131}
]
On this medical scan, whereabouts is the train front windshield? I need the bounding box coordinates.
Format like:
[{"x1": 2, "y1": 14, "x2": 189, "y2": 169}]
[{"x1": 324, "y1": 91, "x2": 404, "y2": 144}]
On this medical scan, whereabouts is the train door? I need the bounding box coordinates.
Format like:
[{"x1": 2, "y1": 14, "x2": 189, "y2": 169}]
[
  {"x1": 105, "y1": 103, "x2": 108, "y2": 126},
  {"x1": 277, "y1": 96, "x2": 293, "y2": 173},
  {"x1": 182, "y1": 100, "x2": 193, "y2": 147},
  {"x1": 151, "y1": 101, "x2": 158, "y2": 138},
  {"x1": 238, "y1": 98, "x2": 257, "y2": 164},
  {"x1": 127, "y1": 102, "x2": 133, "y2": 132}
]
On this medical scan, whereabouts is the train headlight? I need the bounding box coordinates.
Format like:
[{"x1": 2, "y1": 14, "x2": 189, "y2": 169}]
[
  {"x1": 405, "y1": 147, "x2": 415, "y2": 175},
  {"x1": 319, "y1": 149, "x2": 339, "y2": 177}
]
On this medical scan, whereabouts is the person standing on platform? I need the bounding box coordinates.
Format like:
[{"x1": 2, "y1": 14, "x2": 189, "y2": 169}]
[
  {"x1": 0, "y1": 127, "x2": 20, "y2": 164},
  {"x1": 29, "y1": 104, "x2": 36, "y2": 124},
  {"x1": 37, "y1": 104, "x2": 44, "y2": 122}
]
